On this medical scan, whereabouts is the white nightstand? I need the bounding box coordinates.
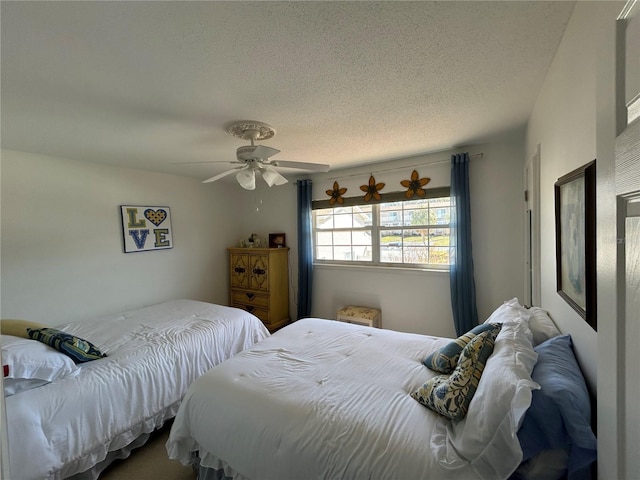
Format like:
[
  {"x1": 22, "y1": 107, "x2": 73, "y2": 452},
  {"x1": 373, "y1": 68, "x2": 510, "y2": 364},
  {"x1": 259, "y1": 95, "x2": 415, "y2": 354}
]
[{"x1": 337, "y1": 306, "x2": 382, "y2": 328}]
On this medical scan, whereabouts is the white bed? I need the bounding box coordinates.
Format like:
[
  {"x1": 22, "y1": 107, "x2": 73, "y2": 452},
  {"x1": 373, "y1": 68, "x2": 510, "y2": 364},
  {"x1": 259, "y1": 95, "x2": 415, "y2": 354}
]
[
  {"x1": 3, "y1": 299, "x2": 269, "y2": 480},
  {"x1": 167, "y1": 300, "x2": 598, "y2": 480}
]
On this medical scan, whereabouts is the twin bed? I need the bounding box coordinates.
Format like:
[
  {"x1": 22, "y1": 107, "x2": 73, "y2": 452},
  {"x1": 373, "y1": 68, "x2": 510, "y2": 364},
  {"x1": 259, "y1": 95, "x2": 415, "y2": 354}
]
[
  {"x1": 2, "y1": 299, "x2": 269, "y2": 480},
  {"x1": 2, "y1": 298, "x2": 596, "y2": 480}
]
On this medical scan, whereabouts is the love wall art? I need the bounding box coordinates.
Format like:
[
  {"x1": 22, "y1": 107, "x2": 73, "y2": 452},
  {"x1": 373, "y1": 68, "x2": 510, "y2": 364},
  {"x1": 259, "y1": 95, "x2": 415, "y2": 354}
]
[{"x1": 120, "y1": 205, "x2": 173, "y2": 253}]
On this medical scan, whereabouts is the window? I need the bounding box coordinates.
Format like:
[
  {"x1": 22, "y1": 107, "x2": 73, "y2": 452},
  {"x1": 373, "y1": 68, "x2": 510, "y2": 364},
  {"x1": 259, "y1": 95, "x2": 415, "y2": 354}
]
[{"x1": 313, "y1": 195, "x2": 451, "y2": 268}]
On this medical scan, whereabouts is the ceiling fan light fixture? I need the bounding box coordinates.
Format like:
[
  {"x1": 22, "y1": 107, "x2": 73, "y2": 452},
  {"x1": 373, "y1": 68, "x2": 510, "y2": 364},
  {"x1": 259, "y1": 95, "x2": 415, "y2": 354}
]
[
  {"x1": 261, "y1": 166, "x2": 288, "y2": 187},
  {"x1": 236, "y1": 169, "x2": 256, "y2": 190}
]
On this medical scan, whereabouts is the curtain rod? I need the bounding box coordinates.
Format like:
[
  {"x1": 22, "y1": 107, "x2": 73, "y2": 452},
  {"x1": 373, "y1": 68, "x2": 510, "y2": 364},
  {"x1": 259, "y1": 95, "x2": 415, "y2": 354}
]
[{"x1": 312, "y1": 152, "x2": 484, "y2": 182}]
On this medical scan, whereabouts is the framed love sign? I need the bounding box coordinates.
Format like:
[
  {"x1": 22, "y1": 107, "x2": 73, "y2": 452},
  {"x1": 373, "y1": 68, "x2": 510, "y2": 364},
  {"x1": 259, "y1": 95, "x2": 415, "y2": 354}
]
[{"x1": 120, "y1": 205, "x2": 173, "y2": 253}]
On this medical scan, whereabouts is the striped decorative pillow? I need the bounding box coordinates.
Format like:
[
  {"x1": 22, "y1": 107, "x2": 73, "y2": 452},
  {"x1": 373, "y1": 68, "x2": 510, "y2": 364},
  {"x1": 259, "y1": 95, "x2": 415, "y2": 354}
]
[
  {"x1": 27, "y1": 327, "x2": 107, "y2": 363},
  {"x1": 423, "y1": 322, "x2": 502, "y2": 373},
  {"x1": 412, "y1": 326, "x2": 501, "y2": 420}
]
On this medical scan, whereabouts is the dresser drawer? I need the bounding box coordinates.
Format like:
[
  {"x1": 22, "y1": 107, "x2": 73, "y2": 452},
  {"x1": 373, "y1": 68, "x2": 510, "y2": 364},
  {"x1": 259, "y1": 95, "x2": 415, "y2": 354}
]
[
  {"x1": 231, "y1": 290, "x2": 270, "y2": 308},
  {"x1": 232, "y1": 303, "x2": 270, "y2": 324},
  {"x1": 228, "y1": 247, "x2": 290, "y2": 334}
]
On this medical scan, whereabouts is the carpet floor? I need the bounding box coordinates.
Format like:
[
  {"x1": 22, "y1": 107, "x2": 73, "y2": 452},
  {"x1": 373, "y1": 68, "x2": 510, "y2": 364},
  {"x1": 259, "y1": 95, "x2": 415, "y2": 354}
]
[{"x1": 99, "y1": 425, "x2": 196, "y2": 480}]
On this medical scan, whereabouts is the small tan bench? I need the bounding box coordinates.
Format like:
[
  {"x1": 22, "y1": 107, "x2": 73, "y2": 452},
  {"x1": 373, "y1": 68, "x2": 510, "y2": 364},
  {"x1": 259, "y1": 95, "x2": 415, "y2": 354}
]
[{"x1": 337, "y1": 306, "x2": 382, "y2": 328}]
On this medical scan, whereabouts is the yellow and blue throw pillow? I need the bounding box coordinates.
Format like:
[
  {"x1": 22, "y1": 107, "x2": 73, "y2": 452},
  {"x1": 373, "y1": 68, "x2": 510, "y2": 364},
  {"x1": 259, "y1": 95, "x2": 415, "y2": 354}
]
[
  {"x1": 423, "y1": 322, "x2": 502, "y2": 373},
  {"x1": 27, "y1": 327, "x2": 107, "y2": 363},
  {"x1": 412, "y1": 326, "x2": 501, "y2": 420}
]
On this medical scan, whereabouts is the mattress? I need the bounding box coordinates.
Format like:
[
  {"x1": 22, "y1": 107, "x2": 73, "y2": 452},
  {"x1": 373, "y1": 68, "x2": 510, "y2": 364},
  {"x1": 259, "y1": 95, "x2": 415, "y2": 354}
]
[
  {"x1": 167, "y1": 318, "x2": 521, "y2": 479},
  {"x1": 5, "y1": 299, "x2": 269, "y2": 480}
]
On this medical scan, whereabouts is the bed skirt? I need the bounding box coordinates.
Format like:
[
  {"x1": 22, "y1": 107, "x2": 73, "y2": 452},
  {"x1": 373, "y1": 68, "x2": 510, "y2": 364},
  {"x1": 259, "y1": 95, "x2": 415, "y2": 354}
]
[{"x1": 192, "y1": 453, "x2": 233, "y2": 480}]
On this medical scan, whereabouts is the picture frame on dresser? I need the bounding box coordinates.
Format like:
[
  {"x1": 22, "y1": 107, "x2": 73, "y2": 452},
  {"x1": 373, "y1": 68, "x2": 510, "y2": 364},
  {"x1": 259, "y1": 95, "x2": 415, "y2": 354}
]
[
  {"x1": 269, "y1": 233, "x2": 286, "y2": 248},
  {"x1": 554, "y1": 160, "x2": 597, "y2": 330}
]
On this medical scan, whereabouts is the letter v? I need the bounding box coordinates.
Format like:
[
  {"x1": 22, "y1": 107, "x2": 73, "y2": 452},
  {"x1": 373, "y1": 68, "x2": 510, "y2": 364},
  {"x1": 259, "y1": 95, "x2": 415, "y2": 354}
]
[{"x1": 129, "y1": 229, "x2": 150, "y2": 249}]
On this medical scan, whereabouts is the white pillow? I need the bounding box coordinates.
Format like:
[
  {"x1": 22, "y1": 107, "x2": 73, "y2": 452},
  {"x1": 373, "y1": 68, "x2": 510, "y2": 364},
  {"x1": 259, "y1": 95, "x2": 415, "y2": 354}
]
[
  {"x1": 483, "y1": 298, "x2": 530, "y2": 324},
  {"x1": 528, "y1": 307, "x2": 561, "y2": 346},
  {"x1": 2, "y1": 335, "x2": 80, "y2": 396},
  {"x1": 431, "y1": 320, "x2": 539, "y2": 479},
  {"x1": 3, "y1": 378, "x2": 50, "y2": 396}
]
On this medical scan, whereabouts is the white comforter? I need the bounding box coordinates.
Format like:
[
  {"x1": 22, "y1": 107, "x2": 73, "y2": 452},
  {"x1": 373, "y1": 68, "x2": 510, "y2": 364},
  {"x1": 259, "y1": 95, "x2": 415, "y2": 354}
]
[
  {"x1": 168, "y1": 318, "x2": 476, "y2": 479},
  {"x1": 6, "y1": 299, "x2": 269, "y2": 480}
]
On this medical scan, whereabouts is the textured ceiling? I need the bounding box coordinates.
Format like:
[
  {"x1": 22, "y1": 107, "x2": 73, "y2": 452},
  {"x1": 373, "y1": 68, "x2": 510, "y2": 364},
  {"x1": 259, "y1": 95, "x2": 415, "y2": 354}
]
[{"x1": 1, "y1": 1, "x2": 575, "y2": 182}]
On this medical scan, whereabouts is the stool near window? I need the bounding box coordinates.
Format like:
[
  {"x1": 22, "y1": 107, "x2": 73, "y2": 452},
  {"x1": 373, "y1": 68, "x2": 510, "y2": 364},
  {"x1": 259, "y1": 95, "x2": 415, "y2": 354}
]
[{"x1": 337, "y1": 306, "x2": 382, "y2": 328}]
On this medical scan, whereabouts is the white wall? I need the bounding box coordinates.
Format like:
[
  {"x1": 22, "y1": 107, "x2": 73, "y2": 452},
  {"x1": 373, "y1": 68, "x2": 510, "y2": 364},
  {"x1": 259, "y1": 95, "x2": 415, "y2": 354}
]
[
  {"x1": 469, "y1": 134, "x2": 527, "y2": 322},
  {"x1": 235, "y1": 180, "x2": 300, "y2": 320},
  {"x1": 0, "y1": 149, "x2": 244, "y2": 325},
  {"x1": 525, "y1": 2, "x2": 623, "y2": 479},
  {"x1": 244, "y1": 132, "x2": 526, "y2": 338},
  {"x1": 314, "y1": 264, "x2": 454, "y2": 337},
  {"x1": 526, "y1": 3, "x2": 599, "y2": 387}
]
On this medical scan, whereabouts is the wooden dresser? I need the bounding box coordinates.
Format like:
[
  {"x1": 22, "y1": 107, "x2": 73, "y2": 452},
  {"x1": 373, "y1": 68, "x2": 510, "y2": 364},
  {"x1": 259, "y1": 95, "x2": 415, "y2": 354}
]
[{"x1": 228, "y1": 247, "x2": 290, "y2": 333}]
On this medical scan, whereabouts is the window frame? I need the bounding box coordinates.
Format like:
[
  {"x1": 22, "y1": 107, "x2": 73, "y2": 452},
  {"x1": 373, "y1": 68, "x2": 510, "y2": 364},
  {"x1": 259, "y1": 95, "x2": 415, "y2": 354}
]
[{"x1": 312, "y1": 186, "x2": 451, "y2": 270}]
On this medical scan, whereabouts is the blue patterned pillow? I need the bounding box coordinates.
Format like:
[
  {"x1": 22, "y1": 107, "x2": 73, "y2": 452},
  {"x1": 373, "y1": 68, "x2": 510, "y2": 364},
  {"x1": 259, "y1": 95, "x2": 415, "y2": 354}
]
[
  {"x1": 412, "y1": 325, "x2": 501, "y2": 420},
  {"x1": 27, "y1": 327, "x2": 107, "y2": 363},
  {"x1": 423, "y1": 322, "x2": 502, "y2": 373}
]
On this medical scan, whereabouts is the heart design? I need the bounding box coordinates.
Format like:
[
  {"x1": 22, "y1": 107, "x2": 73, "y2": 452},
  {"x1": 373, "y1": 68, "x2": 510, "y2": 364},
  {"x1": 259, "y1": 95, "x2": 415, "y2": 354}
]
[{"x1": 144, "y1": 209, "x2": 167, "y2": 227}]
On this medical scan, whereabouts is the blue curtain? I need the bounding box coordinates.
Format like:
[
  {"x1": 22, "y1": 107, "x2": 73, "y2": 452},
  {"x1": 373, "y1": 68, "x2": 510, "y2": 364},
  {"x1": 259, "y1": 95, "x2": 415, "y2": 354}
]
[
  {"x1": 450, "y1": 153, "x2": 479, "y2": 335},
  {"x1": 296, "y1": 179, "x2": 313, "y2": 320}
]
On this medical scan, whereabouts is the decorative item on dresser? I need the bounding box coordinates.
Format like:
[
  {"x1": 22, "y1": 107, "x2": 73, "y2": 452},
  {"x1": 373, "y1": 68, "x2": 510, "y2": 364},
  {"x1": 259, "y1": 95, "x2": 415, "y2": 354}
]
[
  {"x1": 228, "y1": 247, "x2": 290, "y2": 332},
  {"x1": 268, "y1": 232, "x2": 286, "y2": 248}
]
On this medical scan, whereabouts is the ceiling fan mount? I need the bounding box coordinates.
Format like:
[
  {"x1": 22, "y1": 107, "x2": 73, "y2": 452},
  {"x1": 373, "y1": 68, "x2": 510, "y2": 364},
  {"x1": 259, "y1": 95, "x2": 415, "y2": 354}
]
[
  {"x1": 226, "y1": 120, "x2": 276, "y2": 143},
  {"x1": 228, "y1": 121, "x2": 279, "y2": 163},
  {"x1": 236, "y1": 145, "x2": 262, "y2": 161}
]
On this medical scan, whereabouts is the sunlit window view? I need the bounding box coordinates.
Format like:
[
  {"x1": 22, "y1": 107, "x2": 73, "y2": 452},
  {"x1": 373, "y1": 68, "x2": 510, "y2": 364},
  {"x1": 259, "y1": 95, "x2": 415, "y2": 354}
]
[{"x1": 313, "y1": 197, "x2": 451, "y2": 268}]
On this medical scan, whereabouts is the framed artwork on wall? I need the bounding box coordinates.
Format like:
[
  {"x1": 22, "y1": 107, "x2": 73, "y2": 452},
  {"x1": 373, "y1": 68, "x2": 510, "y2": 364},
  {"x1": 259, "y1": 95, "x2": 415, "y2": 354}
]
[
  {"x1": 554, "y1": 160, "x2": 596, "y2": 330},
  {"x1": 120, "y1": 205, "x2": 173, "y2": 253}
]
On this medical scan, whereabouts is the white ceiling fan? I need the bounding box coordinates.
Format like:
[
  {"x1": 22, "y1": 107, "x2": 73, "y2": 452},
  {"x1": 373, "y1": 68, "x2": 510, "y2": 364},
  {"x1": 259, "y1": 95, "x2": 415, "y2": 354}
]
[{"x1": 200, "y1": 121, "x2": 330, "y2": 190}]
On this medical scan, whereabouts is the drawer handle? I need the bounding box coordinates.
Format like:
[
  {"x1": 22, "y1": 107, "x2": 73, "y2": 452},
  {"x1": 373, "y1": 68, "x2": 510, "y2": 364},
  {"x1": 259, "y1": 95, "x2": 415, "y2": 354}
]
[
  {"x1": 253, "y1": 268, "x2": 266, "y2": 275},
  {"x1": 234, "y1": 267, "x2": 246, "y2": 273},
  {"x1": 246, "y1": 293, "x2": 255, "y2": 300},
  {"x1": 246, "y1": 306, "x2": 255, "y2": 313}
]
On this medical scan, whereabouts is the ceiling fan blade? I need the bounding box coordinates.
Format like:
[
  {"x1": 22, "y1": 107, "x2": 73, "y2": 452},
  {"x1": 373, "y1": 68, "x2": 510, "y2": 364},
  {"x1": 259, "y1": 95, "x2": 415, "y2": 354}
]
[
  {"x1": 202, "y1": 166, "x2": 246, "y2": 183},
  {"x1": 270, "y1": 160, "x2": 330, "y2": 172},
  {"x1": 171, "y1": 160, "x2": 243, "y2": 166},
  {"x1": 252, "y1": 145, "x2": 280, "y2": 159},
  {"x1": 260, "y1": 166, "x2": 289, "y2": 187}
]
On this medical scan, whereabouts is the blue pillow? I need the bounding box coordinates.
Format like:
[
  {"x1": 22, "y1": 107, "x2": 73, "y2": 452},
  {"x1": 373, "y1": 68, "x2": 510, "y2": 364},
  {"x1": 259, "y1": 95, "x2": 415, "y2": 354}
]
[
  {"x1": 27, "y1": 327, "x2": 107, "y2": 363},
  {"x1": 517, "y1": 334, "x2": 596, "y2": 479},
  {"x1": 423, "y1": 322, "x2": 501, "y2": 373}
]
